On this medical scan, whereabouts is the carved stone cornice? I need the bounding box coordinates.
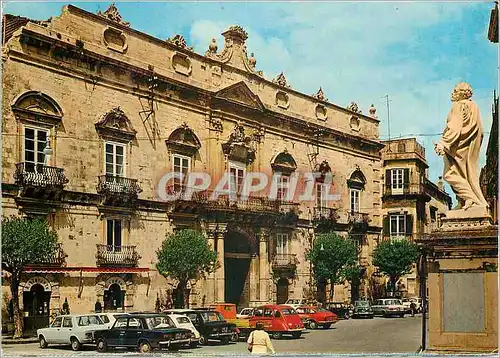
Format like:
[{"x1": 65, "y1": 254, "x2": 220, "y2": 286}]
[
  {"x1": 273, "y1": 72, "x2": 291, "y2": 88},
  {"x1": 166, "y1": 34, "x2": 193, "y2": 51}
]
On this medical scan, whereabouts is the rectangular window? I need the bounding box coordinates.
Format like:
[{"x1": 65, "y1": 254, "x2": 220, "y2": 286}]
[
  {"x1": 105, "y1": 142, "x2": 125, "y2": 177},
  {"x1": 389, "y1": 214, "x2": 406, "y2": 237},
  {"x1": 391, "y1": 169, "x2": 404, "y2": 194},
  {"x1": 229, "y1": 161, "x2": 245, "y2": 195},
  {"x1": 24, "y1": 127, "x2": 48, "y2": 171},
  {"x1": 172, "y1": 154, "x2": 191, "y2": 191},
  {"x1": 276, "y1": 233, "x2": 289, "y2": 255},
  {"x1": 106, "y1": 219, "x2": 122, "y2": 250},
  {"x1": 277, "y1": 175, "x2": 290, "y2": 201},
  {"x1": 316, "y1": 183, "x2": 328, "y2": 208},
  {"x1": 350, "y1": 189, "x2": 360, "y2": 213}
]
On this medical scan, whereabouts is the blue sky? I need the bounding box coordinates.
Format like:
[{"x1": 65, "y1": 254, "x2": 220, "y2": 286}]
[{"x1": 3, "y1": 1, "x2": 498, "y2": 194}]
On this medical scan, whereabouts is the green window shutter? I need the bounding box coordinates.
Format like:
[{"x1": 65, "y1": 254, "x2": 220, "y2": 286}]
[
  {"x1": 383, "y1": 215, "x2": 389, "y2": 236},
  {"x1": 406, "y1": 214, "x2": 413, "y2": 236}
]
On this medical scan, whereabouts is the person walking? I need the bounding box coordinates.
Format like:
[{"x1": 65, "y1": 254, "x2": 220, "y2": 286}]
[
  {"x1": 247, "y1": 322, "x2": 275, "y2": 355},
  {"x1": 410, "y1": 301, "x2": 416, "y2": 317}
]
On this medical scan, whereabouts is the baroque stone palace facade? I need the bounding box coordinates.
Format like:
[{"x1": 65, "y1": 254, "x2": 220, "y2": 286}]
[{"x1": 2, "y1": 4, "x2": 385, "y2": 321}]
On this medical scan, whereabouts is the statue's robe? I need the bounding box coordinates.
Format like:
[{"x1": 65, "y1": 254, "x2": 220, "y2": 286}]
[{"x1": 440, "y1": 99, "x2": 488, "y2": 207}]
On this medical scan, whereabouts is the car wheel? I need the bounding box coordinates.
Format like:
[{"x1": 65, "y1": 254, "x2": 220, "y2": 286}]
[
  {"x1": 39, "y1": 335, "x2": 48, "y2": 349},
  {"x1": 369, "y1": 315, "x2": 374, "y2": 319},
  {"x1": 231, "y1": 332, "x2": 239, "y2": 342},
  {"x1": 189, "y1": 341, "x2": 198, "y2": 349},
  {"x1": 139, "y1": 341, "x2": 152, "y2": 353},
  {"x1": 291, "y1": 332, "x2": 302, "y2": 339},
  {"x1": 199, "y1": 335, "x2": 209, "y2": 346},
  {"x1": 308, "y1": 321, "x2": 318, "y2": 330},
  {"x1": 399, "y1": 313, "x2": 405, "y2": 318},
  {"x1": 344, "y1": 313, "x2": 350, "y2": 319},
  {"x1": 168, "y1": 344, "x2": 181, "y2": 352},
  {"x1": 221, "y1": 336, "x2": 231, "y2": 345},
  {"x1": 322, "y1": 324, "x2": 331, "y2": 329},
  {"x1": 96, "y1": 339, "x2": 108, "y2": 353},
  {"x1": 271, "y1": 332, "x2": 282, "y2": 339},
  {"x1": 70, "y1": 337, "x2": 82, "y2": 351}
]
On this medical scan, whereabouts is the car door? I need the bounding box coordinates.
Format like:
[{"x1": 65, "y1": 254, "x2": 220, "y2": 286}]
[
  {"x1": 249, "y1": 307, "x2": 264, "y2": 328},
  {"x1": 372, "y1": 300, "x2": 382, "y2": 315},
  {"x1": 108, "y1": 316, "x2": 128, "y2": 347},
  {"x1": 59, "y1": 316, "x2": 74, "y2": 344},
  {"x1": 124, "y1": 317, "x2": 144, "y2": 347},
  {"x1": 45, "y1": 316, "x2": 62, "y2": 343}
]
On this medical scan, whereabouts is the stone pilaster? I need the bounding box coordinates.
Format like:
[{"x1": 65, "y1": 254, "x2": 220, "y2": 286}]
[
  {"x1": 259, "y1": 228, "x2": 270, "y2": 304},
  {"x1": 216, "y1": 227, "x2": 226, "y2": 303}
]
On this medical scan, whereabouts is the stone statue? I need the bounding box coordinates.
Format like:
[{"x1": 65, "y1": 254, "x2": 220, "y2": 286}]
[{"x1": 434, "y1": 82, "x2": 489, "y2": 212}]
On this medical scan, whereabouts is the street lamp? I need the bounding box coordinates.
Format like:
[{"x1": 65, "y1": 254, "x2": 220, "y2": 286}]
[{"x1": 320, "y1": 243, "x2": 325, "y2": 251}]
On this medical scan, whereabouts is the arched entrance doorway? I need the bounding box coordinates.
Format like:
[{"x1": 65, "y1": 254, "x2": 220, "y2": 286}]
[
  {"x1": 276, "y1": 278, "x2": 289, "y2": 304},
  {"x1": 224, "y1": 230, "x2": 253, "y2": 309},
  {"x1": 104, "y1": 283, "x2": 125, "y2": 310},
  {"x1": 22, "y1": 276, "x2": 52, "y2": 334}
]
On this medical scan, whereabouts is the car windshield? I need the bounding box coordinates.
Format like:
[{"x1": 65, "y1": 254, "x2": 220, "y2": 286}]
[
  {"x1": 99, "y1": 315, "x2": 110, "y2": 324},
  {"x1": 355, "y1": 301, "x2": 370, "y2": 307},
  {"x1": 78, "y1": 315, "x2": 103, "y2": 326},
  {"x1": 146, "y1": 316, "x2": 173, "y2": 329},
  {"x1": 176, "y1": 317, "x2": 190, "y2": 324},
  {"x1": 286, "y1": 299, "x2": 299, "y2": 304},
  {"x1": 281, "y1": 308, "x2": 297, "y2": 315},
  {"x1": 200, "y1": 311, "x2": 224, "y2": 322},
  {"x1": 317, "y1": 308, "x2": 329, "y2": 312}
]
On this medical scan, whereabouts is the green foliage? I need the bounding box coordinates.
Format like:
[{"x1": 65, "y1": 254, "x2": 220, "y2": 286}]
[
  {"x1": 342, "y1": 264, "x2": 364, "y2": 283},
  {"x1": 372, "y1": 239, "x2": 419, "y2": 284},
  {"x1": 306, "y1": 232, "x2": 357, "y2": 284},
  {"x1": 2, "y1": 216, "x2": 59, "y2": 274},
  {"x1": 156, "y1": 229, "x2": 218, "y2": 284}
]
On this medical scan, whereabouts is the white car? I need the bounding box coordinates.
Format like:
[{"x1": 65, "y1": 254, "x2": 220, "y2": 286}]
[
  {"x1": 98, "y1": 312, "x2": 129, "y2": 329},
  {"x1": 168, "y1": 313, "x2": 200, "y2": 347},
  {"x1": 37, "y1": 314, "x2": 106, "y2": 351},
  {"x1": 284, "y1": 298, "x2": 308, "y2": 309},
  {"x1": 372, "y1": 298, "x2": 406, "y2": 317},
  {"x1": 237, "y1": 308, "x2": 254, "y2": 319}
]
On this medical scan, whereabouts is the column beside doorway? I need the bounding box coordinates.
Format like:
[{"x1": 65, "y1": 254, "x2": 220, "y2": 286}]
[
  {"x1": 216, "y1": 231, "x2": 225, "y2": 303},
  {"x1": 205, "y1": 234, "x2": 216, "y2": 304},
  {"x1": 259, "y1": 229, "x2": 270, "y2": 304}
]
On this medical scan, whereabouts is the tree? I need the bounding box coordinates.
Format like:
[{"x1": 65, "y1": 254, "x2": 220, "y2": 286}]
[
  {"x1": 306, "y1": 232, "x2": 357, "y2": 302},
  {"x1": 342, "y1": 264, "x2": 365, "y2": 302},
  {"x1": 156, "y1": 229, "x2": 218, "y2": 308},
  {"x1": 372, "y1": 239, "x2": 419, "y2": 296},
  {"x1": 2, "y1": 217, "x2": 59, "y2": 338}
]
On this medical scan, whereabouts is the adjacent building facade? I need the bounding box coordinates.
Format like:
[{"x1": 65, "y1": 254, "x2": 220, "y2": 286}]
[
  {"x1": 2, "y1": 4, "x2": 386, "y2": 331},
  {"x1": 381, "y1": 138, "x2": 451, "y2": 297}
]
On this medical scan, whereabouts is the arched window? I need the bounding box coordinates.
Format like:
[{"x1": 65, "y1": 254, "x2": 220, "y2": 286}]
[
  {"x1": 165, "y1": 123, "x2": 201, "y2": 191},
  {"x1": 271, "y1": 150, "x2": 297, "y2": 201},
  {"x1": 347, "y1": 168, "x2": 366, "y2": 214}
]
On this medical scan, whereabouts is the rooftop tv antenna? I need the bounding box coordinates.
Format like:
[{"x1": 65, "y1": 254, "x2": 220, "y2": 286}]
[{"x1": 382, "y1": 94, "x2": 392, "y2": 152}]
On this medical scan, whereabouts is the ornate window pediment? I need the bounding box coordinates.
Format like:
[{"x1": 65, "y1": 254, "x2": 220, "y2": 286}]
[
  {"x1": 95, "y1": 107, "x2": 136, "y2": 141},
  {"x1": 12, "y1": 91, "x2": 63, "y2": 126},
  {"x1": 165, "y1": 123, "x2": 201, "y2": 156},
  {"x1": 271, "y1": 150, "x2": 297, "y2": 174},
  {"x1": 347, "y1": 167, "x2": 366, "y2": 190},
  {"x1": 222, "y1": 123, "x2": 256, "y2": 164},
  {"x1": 215, "y1": 81, "x2": 264, "y2": 112}
]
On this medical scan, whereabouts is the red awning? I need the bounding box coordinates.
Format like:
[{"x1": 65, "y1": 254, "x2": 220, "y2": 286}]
[{"x1": 24, "y1": 267, "x2": 150, "y2": 273}]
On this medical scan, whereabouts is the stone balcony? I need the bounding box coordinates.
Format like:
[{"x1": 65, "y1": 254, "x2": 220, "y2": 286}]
[
  {"x1": 96, "y1": 244, "x2": 141, "y2": 266},
  {"x1": 348, "y1": 211, "x2": 370, "y2": 227},
  {"x1": 28, "y1": 243, "x2": 67, "y2": 267},
  {"x1": 272, "y1": 253, "x2": 298, "y2": 271}
]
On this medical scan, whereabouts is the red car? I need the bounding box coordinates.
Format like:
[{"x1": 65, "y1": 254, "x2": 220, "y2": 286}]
[
  {"x1": 249, "y1": 304, "x2": 304, "y2": 339},
  {"x1": 296, "y1": 306, "x2": 338, "y2": 329}
]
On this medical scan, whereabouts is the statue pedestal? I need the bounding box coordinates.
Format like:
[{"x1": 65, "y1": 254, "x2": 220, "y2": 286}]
[{"x1": 419, "y1": 214, "x2": 498, "y2": 353}]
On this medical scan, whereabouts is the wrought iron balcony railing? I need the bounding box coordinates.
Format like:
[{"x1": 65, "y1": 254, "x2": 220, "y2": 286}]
[
  {"x1": 97, "y1": 175, "x2": 142, "y2": 197},
  {"x1": 272, "y1": 253, "x2": 298, "y2": 270},
  {"x1": 382, "y1": 183, "x2": 427, "y2": 197},
  {"x1": 14, "y1": 163, "x2": 68, "y2": 188},
  {"x1": 313, "y1": 207, "x2": 337, "y2": 221},
  {"x1": 381, "y1": 235, "x2": 415, "y2": 243},
  {"x1": 96, "y1": 245, "x2": 141, "y2": 266},
  {"x1": 348, "y1": 211, "x2": 369, "y2": 225},
  {"x1": 29, "y1": 243, "x2": 67, "y2": 267}
]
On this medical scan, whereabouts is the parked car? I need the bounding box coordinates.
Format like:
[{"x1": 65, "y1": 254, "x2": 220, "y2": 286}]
[
  {"x1": 402, "y1": 297, "x2": 422, "y2": 313},
  {"x1": 94, "y1": 314, "x2": 191, "y2": 353},
  {"x1": 284, "y1": 298, "x2": 309, "y2": 309},
  {"x1": 208, "y1": 303, "x2": 253, "y2": 340},
  {"x1": 237, "y1": 307, "x2": 254, "y2": 319},
  {"x1": 249, "y1": 304, "x2": 304, "y2": 339},
  {"x1": 352, "y1": 301, "x2": 374, "y2": 319},
  {"x1": 168, "y1": 314, "x2": 200, "y2": 348},
  {"x1": 98, "y1": 313, "x2": 129, "y2": 329},
  {"x1": 164, "y1": 309, "x2": 235, "y2": 345},
  {"x1": 295, "y1": 306, "x2": 338, "y2": 329},
  {"x1": 325, "y1": 302, "x2": 351, "y2": 319},
  {"x1": 37, "y1": 314, "x2": 106, "y2": 351},
  {"x1": 372, "y1": 298, "x2": 406, "y2": 317}
]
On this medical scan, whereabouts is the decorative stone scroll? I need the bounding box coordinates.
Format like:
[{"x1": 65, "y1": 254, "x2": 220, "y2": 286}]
[
  {"x1": 275, "y1": 90, "x2": 290, "y2": 109},
  {"x1": 273, "y1": 72, "x2": 291, "y2": 88},
  {"x1": 347, "y1": 102, "x2": 362, "y2": 114},
  {"x1": 95, "y1": 107, "x2": 137, "y2": 141},
  {"x1": 315, "y1": 104, "x2": 328, "y2": 121},
  {"x1": 165, "y1": 122, "x2": 201, "y2": 155},
  {"x1": 171, "y1": 52, "x2": 193, "y2": 76},
  {"x1": 97, "y1": 3, "x2": 130, "y2": 27},
  {"x1": 103, "y1": 27, "x2": 128, "y2": 53},
  {"x1": 222, "y1": 123, "x2": 256, "y2": 164},
  {"x1": 313, "y1": 87, "x2": 328, "y2": 102},
  {"x1": 166, "y1": 34, "x2": 194, "y2": 51}
]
